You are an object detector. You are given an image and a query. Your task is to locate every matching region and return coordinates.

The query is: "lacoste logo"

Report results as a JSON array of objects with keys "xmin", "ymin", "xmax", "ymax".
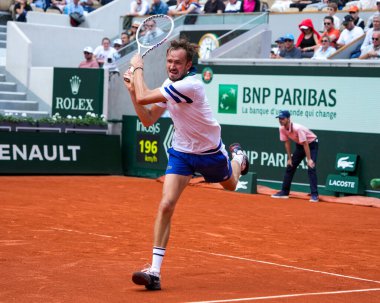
[
  {"xmin": 218, "ymin": 84, "xmax": 238, "ymax": 114},
  {"xmin": 236, "ymin": 180, "xmax": 248, "ymax": 191},
  {"xmin": 70, "ymin": 75, "xmax": 81, "ymax": 95},
  {"xmin": 337, "ymin": 156, "xmax": 354, "ymax": 169}
]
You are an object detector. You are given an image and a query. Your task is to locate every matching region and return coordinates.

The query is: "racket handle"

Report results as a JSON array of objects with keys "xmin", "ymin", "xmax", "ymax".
[{"xmin": 124, "ymin": 66, "xmax": 133, "ymax": 83}]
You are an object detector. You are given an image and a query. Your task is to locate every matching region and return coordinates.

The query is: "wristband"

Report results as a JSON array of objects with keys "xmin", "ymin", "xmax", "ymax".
[{"xmin": 132, "ymin": 66, "xmax": 144, "ymax": 74}]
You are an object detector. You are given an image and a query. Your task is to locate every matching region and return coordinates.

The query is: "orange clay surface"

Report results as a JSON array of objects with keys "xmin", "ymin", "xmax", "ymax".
[{"xmin": 0, "ymin": 176, "xmax": 379, "ymax": 303}]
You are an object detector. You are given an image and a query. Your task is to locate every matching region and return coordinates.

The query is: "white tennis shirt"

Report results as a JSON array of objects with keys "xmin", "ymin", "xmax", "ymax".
[{"xmin": 158, "ymin": 74, "xmax": 221, "ymax": 154}]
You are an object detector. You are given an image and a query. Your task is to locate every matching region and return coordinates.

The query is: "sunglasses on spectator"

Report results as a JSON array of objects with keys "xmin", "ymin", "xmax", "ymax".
[
  {"xmin": 349, "ymin": 11, "xmax": 356, "ymax": 14},
  {"xmin": 372, "ymin": 37, "xmax": 379, "ymax": 41},
  {"xmin": 324, "ymin": 22, "xmax": 332, "ymax": 25},
  {"xmin": 321, "ymin": 39, "xmax": 329, "ymax": 42},
  {"xmin": 84, "ymin": 52, "xmax": 91, "ymax": 55},
  {"xmin": 284, "ymin": 39, "xmax": 293, "ymax": 42},
  {"xmin": 131, "ymin": 26, "xmax": 138, "ymax": 29}
]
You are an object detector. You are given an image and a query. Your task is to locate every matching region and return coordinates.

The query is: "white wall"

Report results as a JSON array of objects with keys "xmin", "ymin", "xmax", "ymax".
[
  {"xmin": 6, "ymin": 22, "xmax": 31, "ymax": 87},
  {"xmin": 29, "ymin": 67, "xmax": 54, "ymax": 112}
]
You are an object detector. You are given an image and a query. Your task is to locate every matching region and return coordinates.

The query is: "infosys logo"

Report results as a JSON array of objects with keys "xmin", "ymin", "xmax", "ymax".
[{"xmin": 218, "ymin": 84, "xmax": 238, "ymax": 114}]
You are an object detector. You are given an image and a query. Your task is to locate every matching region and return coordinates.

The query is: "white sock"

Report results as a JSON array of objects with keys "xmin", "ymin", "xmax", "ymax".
[
  {"xmin": 152, "ymin": 246, "xmax": 166, "ymax": 273},
  {"xmin": 232, "ymin": 154, "xmax": 244, "ymax": 166}
]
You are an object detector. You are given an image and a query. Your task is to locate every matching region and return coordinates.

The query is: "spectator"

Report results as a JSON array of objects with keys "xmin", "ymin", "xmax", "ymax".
[
  {"xmin": 305, "ymin": 0, "xmax": 329, "ymax": 11},
  {"xmin": 225, "ymin": 0, "xmax": 242, "ymax": 12},
  {"xmin": 289, "ymin": 0, "xmax": 319, "ymax": 11},
  {"xmin": 128, "ymin": 21, "xmax": 140, "ymax": 43},
  {"xmin": 270, "ymin": 0, "xmax": 292, "ymax": 12},
  {"xmin": 271, "ymin": 110, "xmax": 319, "ymax": 203},
  {"xmin": 203, "ymin": 0, "xmax": 225, "ymax": 13},
  {"xmin": 141, "ymin": 19, "xmax": 165, "ymax": 44},
  {"xmin": 349, "ymin": 5, "xmax": 365, "ymax": 30},
  {"xmin": 365, "ymin": 0, "xmax": 380, "ymax": 31},
  {"xmin": 312, "ymin": 35, "xmax": 336, "ymax": 59},
  {"xmin": 93, "ymin": 37, "xmax": 117, "ymax": 67},
  {"xmin": 101, "ymin": 0, "xmax": 113, "ymax": 5},
  {"xmin": 323, "ymin": 3, "xmax": 340, "ymax": 30},
  {"xmin": 296, "ymin": 19, "xmax": 320, "ymax": 58},
  {"xmin": 320, "ymin": 16, "xmax": 340, "ymax": 48},
  {"xmin": 240, "ymin": 0, "xmax": 260, "ymax": 12},
  {"xmin": 63, "ymin": 0, "xmax": 84, "ymax": 15},
  {"xmin": 79, "ymin": 0, "xmax": 95, "ymax": 13},
  {"xmin": 359, "ymin": 30, "xmax": 380, "ymax": 59},
  {"xmin": 277, "ymin": 33, "xmax": 302, "ymax": 59},
  {"xmin": 270, "ymin": 36, "xmax": 284, "ymax": 58},
  {"xmin": 50, "ymin": 0, "xmax": 66, "ymax": 12},
  {"xmin": 14, "ymin": 0, "xmax": 32, "ymax": 22},
  {"xmin": 31, "ymin": 0, "xmax": 45, "ymax": 10},
  {"xmin": 168, "ymin": 0, "xmax": 202, "ymax": 16},
  {"xmin": 270, "ymin": 0, "xmax": 289, "ymax": 12},
  {"xmin": 361, "ymin": 13, "xmax": 380, "ymax": 52},
  {"xmin": 336, "ymin": 14, "xmax": 364, "ymax": 49},
  {"xmin": 149, "ymin": 0, "xmax": 169, "ymax": 15},
  {"xmin": 123, "ymin": 0, "xmax": 150, "ymax": 30},
  {"xmin": 130, "ymin": 0, "xmax": 150, "ymax": 15},
  {"xmin": 79, "ymin": 46, "xmax": 99, "ymax": 68},
  {"xmin": 121, "ymin": 31, "xmax": 130, "ymax": 46}
]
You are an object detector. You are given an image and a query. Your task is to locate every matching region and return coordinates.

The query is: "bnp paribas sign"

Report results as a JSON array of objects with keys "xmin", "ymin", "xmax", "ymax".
[{"xmin": 52, "ymin": 68, "xmax": 104, "ymax": 117}]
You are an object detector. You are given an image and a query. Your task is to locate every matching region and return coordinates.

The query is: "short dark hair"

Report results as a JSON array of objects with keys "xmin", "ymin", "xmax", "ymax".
[
  {"xmin": 167, "ymin": 39, "xmax": 198, "ymax": 63},
  {"xmin": 324, "ymin": 16, "xmax": 334, "ymax": 23}
]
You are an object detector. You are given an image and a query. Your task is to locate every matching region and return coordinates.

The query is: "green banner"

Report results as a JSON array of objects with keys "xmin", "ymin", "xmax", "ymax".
[
  {"xmin": 52, "ymin": 68, "xmax": 104, "ymax": 118},
  {"xmin": 122, "ymin": 116, "xmax": 171, "ymax": 178},
  {"xmin": 325, "ymin": 174, "xmax": 361, "ymax": 194},
  {"xmin": 0, "ymin": 132, "xmax": 121, "ymax": 174},
  {"xmin": 335, "ymin": 153, "xmax": 358, "ymax": 173},
  {"xmin": 121, "ymin": 116, "xmax": 380, "ymax": 197}
]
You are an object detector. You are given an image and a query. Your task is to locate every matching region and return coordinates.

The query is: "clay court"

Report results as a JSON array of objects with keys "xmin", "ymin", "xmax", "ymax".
[{"xmin": 1, "ymin": 176, "xmax": 379, "ymax": 303}]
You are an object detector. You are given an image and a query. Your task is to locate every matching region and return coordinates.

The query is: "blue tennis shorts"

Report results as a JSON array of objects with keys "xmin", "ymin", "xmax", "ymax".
[{"xmin": 166, "ymin": 147, "xmax": 232, "ymax": 183}]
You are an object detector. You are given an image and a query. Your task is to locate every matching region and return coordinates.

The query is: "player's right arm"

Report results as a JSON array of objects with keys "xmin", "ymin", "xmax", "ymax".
[{"xmin": 124, "ymin": 71, "xmax": 166, "ymax": 126}]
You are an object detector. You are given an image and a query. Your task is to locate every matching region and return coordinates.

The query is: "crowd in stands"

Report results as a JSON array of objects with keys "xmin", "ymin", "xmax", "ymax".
[
  {"xmin": 271, "ymin": 1, "xmax": 380, "ymax": 59},
  {"xmin": 8, "ymin": 0, "xmax": 115, "ymax": 24}
]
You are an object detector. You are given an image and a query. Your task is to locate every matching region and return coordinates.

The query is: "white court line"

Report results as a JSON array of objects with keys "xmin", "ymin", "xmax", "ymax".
[
  {"xmin": 185, "ymin": 288, "xmax": 380, "ymax": 303},
  {"xmin": 182, "ymin": 248, "xmax": 380, "ymax": 284},
  {"xmin": 51, "ymin": 227, "xmax": 117, "ymax": 239}
]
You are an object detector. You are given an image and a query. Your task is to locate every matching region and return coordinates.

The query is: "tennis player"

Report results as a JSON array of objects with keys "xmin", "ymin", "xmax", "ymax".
[{"xmin": 124, "ymin": 39, "xmax": 249, "ymax": 291}]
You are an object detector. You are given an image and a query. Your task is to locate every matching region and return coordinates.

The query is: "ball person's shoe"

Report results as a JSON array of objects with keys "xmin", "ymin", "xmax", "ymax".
[
  {"xmin": 271, "ymin": 191, "xmax": 289, "ymax": 199},
  {"xmin": 132, "ymin": 266, "xmax": 161, "ymax": 291},
  {"xmin": 309, "ymin": 194, "xmax": 319, "ymax": 203},
  {"xmin": 229, "ymin": 143, "xmax": 249, "ymax": 175}
]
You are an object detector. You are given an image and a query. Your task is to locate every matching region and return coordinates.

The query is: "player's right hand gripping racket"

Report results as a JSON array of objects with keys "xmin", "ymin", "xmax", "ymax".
[{"xmin": 124, "ymin": 14, "xmax": 174, "ymax": 83}]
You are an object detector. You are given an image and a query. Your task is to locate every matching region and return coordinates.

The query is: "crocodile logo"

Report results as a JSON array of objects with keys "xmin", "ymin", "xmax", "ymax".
[{"xmin": 337, "ymin": 156, "xmax": 354, "ymax": 169}]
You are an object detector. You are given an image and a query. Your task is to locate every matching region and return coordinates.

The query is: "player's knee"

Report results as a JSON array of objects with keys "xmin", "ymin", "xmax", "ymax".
[{"xmin": 158, "ymin": 199, "xmax": 176, "ymax": 215}]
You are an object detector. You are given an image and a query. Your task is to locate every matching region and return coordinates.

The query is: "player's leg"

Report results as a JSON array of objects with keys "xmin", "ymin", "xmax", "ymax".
[
  {"xmin": 132, "ymin": 174, "xmax": 191, "ymax": 290},
  {"xmin": 132, "ymin": 148, "xmax": 193, "ymax": 290},
  {"xmin": 220, "ymin": 143, "xmax": 249, "ymax": 191}
]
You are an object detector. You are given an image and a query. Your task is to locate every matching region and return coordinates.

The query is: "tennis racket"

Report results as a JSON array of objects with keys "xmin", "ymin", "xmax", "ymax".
[{"xmin": 124, "ymin": 14, "xmax": 174, "ymax": 82}]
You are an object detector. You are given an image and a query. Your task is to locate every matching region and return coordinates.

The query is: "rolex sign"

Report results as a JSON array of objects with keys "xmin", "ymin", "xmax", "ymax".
[{"xmin": 52, "ymin": 68, "xmax": 104, "ymax": 118}]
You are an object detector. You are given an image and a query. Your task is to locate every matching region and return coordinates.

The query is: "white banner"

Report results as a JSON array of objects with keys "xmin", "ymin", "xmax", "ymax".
[{"xmin": 202, "ymin": 73, "xmax": 379, "ymax": 134}]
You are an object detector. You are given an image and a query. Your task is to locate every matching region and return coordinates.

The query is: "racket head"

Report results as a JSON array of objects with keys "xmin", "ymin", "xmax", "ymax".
[{"xmin": 136, "ymin": 14, "xmax": 174, "ymax": 57}]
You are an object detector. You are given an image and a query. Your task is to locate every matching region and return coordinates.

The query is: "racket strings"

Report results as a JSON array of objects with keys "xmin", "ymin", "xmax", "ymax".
[{"xmin": 138, "ymin": 18, "xmax": 172, "ymax": 48}]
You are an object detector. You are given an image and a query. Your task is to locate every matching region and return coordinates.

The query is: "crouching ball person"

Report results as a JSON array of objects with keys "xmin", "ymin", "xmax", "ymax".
[
  {"xmin": 271, "ymin": 110, "xmax": 319, "ymax": 202},
  {"xmin": 123, "ymin": 39, "xmax": 249, "ymax": 291}
]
